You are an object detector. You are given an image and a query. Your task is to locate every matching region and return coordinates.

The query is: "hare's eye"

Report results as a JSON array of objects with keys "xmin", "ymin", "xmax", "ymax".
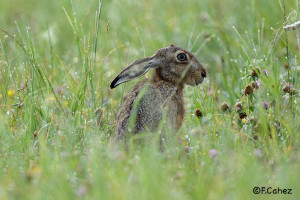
[{"xmin": 177, "ymin": 53, "xmax": 187, "ymax": 61}]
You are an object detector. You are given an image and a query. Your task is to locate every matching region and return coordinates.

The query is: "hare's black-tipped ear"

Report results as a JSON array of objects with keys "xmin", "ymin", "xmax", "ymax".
[{"xmin": 110, "ymin": 56, "xmax": 158, "ymax": 89}]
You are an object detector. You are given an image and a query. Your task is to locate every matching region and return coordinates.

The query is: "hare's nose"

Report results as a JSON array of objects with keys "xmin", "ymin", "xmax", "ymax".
[{"xmin": 201, "ymin": 69, "xmax": 207, "ymax": 78}]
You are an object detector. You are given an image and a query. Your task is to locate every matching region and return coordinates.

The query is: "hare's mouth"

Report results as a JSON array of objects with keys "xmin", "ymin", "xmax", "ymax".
[
  {"xmin": 188, "ymin": 77, "xmax": 204, "ymax": 86},
  {"xmin": 195, "ymin": 77, "xmax": 205, "ymax": 85}
]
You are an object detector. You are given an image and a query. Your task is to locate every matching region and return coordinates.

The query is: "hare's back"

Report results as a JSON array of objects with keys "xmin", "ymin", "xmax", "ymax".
[{"xmin": 114, "ymin": 79, "xmax": 149, "ymax": 138}]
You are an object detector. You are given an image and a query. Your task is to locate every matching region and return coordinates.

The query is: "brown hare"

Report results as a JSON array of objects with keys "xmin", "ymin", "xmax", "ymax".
[{"xmin": 110, "ymin": 45, "xmax": 207, "ymax": 143}]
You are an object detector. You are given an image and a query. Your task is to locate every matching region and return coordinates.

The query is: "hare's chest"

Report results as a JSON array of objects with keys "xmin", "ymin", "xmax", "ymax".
[
  {"xmin": 156, "ymin": 87, "xmax": 185, "ymax": 131},
  {"xmin": 166, "ymin": 95, "xmax": 185, "ymax": 131},
  {"xmin": 135, "ymin": 86, "xmax": 185, "ymax": 132}
]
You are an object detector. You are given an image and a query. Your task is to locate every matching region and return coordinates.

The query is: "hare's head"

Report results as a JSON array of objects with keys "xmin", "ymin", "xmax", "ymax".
[{"xmin": 110, "ymin": 45, "xmax": 206, "ymax": 89}]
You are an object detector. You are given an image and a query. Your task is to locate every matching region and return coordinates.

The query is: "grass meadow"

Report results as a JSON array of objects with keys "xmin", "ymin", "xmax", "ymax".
[{"xmin": 0, "ymin": 0, "xmax": 300, "ymax": 199}]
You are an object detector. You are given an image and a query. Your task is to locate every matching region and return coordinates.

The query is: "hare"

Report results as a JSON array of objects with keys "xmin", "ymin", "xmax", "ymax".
[{"xmin": 110, "ymin": 45, "xmax": 207, "ymax": 143}]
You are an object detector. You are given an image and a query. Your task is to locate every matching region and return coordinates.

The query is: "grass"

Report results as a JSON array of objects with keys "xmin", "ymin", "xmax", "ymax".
[{"xmin": 0, "ymin": 0, "xmax": 300, "ymax": 199}]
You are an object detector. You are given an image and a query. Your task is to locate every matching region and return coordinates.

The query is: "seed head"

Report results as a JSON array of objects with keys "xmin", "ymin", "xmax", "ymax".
[
  {"xmin": 283, "ymin": 83, "xmax": 296, "ymax": 95},
  {"xmin": 195, "ymin": 108, "xmax": 203, "ymax": 118},
  {"xmin": 284, "ymin": 64, "xmax": 289, "ymax": 70},
  {"xmin": 34, "ymin": 131, "xmax": 38, "ymax": 138},
  {"xmin": 221, "ymin": 103, "xmax": 230, "ymax": 112},
  {"xmin": 244, "ymin": 84, "xmax": 254, "ymax": 95},
  {"xmin": 239, "ymin": 111, "xmax": 247, "ymax": 119},
  {"xmin": 235, "ymin": 102, "xmax": 244, "ymax": 112},
  {"xmin": 251, "ymin": 68, "xmax": 260, "ymax": 77},
  {"xmin": 251, "ymin": 81, "xmax": 259, "ymax": 89}
]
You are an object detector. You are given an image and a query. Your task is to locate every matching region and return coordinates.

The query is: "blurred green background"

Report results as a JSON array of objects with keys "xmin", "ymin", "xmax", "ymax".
[{"xmin": 0, "ymin": 0, "xmax": 299, "ymax": 199}]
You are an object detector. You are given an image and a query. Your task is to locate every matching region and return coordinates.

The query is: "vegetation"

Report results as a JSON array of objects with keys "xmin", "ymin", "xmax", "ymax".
[{"xmin": 0, "ymin": 0, "xmax": 299, "ymax": 199}]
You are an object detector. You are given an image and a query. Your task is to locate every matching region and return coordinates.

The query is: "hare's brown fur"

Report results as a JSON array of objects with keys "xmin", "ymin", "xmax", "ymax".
[{"xmin": 110, "ymin": 45, "xmax": 206, "ymax": 143}]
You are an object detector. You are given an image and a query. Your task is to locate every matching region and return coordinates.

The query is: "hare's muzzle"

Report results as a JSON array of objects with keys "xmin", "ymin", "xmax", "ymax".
[
  {"xmin": 201, "ymin": 68, "xmax": 207, "ymax": 78},
  {"xmin": 194, "ymin": 67, "xmax": 207, "ymax": 85}
]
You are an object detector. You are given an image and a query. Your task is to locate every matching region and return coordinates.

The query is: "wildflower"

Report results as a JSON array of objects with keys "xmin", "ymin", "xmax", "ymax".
[
  {"xmin": 34, "ymin": 131, "xmax": 38, "ymax": 138},
  {"xmin": 20, "ymin": 83, "xmax": 25, "ymax": 90},
  {"xmin": 235, "ymin": 102, "xmax": 244, "ymax": 112},
  {"xmin": 241, "ymin": 118, "xmax": 246, "ymax": 123},
  {"xmin": 251, "ymin": 81, "xmax": 259, "ymax": 89},
  {"xmin": 64, "ymin": 101, "xmax": 68, "ymax": 106},
  {"xmin": 263, "ymin": 102, "xmax": 269, "ymax": 110},
  {"xmin": 7, "ymin": 89, "xmax": 15, "ymax": 98},
  {"xmin": 284, "ymin": 64, "xmax": 289, "ymax": 70},
  {"xmin": 183, "ymin": 146, "xmax": 191, "ymax": 153},
  {"xmin": 209, "ymin": 149, "xmax": 220, "ymax": 159},
  {"xmin": 251, "ymin": 68, "xmax": 260, "ymax": 78},
  {"xmin": 221, "ymin": 103, "xmax": 230, "ymax": 112},
  {"xmin": 32, "ymin": 166, "xmax": 41, "ymax": 174},
  {"xmin": 195, "ymin": 108, "xmax": 203, "ymax": 118},
  {"xmin": 26, "ymin": 165, "xmax": 41, "ymax": 181},
  {"xmin": 76, "ymin": 185, "xmax": 88, "ymax": 198},
  {"xmin": 253, "ymin": 149, "xmax": 262, "ymax": 157},
  {"xmin": 283, "ymin": 83, "xmax": 296, "ymax": 95},
  {"xmin": 244, "ymin": 84, "xmax": 254, "ymax": 95},
  {"xmin": 239, "ymin": 111, "xmax": 247, "ymax": 119},
  {"xmin": 263, "ymin": 70, "xmax": 269, "ymax": 76}
]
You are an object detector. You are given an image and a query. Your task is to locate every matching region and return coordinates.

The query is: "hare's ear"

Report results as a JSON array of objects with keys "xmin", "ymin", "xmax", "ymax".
[{"xmin": 110, "ymin": 56, "xmax": 158, "ymax": 89}]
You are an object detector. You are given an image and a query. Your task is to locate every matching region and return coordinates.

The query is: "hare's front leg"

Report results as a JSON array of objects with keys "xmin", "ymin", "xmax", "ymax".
[
  {"xmin": 166, "ymin": 94, "xmax": 185, "ymax": 132},
  {"xmin": 133, "ymin": 89, "xmax": 164, "ymax": 133}
]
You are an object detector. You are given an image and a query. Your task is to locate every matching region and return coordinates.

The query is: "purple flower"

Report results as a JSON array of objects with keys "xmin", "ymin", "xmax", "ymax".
[
  {"xmin": 251, "ymin": 81, "xmax": 260, "ymax": 89},
  {"xmin": 255, "ymin": 81, "xmax": 261, "ymax": 88},
  {"xmin": 184, "ymin": 146, "xmax": 191, "ymax": 153},
  {"xmin": 76, "ymin": 186, "xmax": 87, "ymax": 197},
  {"xmin": 253, "ymin": 149, "xmax": 262, "ymax": 157},
  {"xmin": 263, "ymin": 70, "xmax": 268, "ymax": 76},
  {"xmin": 285, "ymin": 82, "xmax": 293, "ymax": 88},
  {"xmin": 283, "ymin": 82, "xmax": 295, "ymax": 95},
  {"xmin": 263, "ymin": 102, "xmax": 269, "ymax": 110},
  {"xmin": 55, "ymin": 87, "xmax": 63, "ymax": 95},
  {"xmin": 209, "ymin": 149, "xmax": 220, "ymax": 159},
  {"xmin": 20, "ymin": 83, "xmax": 25, "ymax": 90}
]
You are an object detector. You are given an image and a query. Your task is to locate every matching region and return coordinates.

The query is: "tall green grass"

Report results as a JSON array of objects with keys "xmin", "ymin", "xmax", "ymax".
[{"xmin": 0, "ymin": 0, "xmax": 299, "ymax": 199}]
